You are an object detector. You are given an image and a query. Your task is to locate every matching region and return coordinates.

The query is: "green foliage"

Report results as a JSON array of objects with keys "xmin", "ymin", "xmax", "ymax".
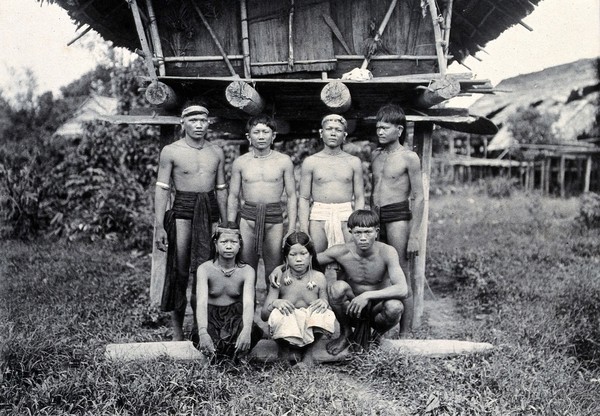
[
  {"xmin": 576, "ymin": 192, "xmax": 600, "ymax": 228},
  {"xmin": 506, "ymin": 106, "xmax": 557, "ymax": 145},
  {"xmin": 485, "ymin": 176, "xmax": 519, "ymax": 198}
]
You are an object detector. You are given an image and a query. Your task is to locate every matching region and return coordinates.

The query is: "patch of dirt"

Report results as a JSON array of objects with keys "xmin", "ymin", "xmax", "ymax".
[{"xmin": 423, "ymin": 295, "xmax": 462, "ymax": 338}]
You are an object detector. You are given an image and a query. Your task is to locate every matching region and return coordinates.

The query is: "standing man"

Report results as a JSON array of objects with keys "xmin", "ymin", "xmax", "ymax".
[
  {"xmin": 298, "ymin": 114, "xmax": 365, "ymax": 253},
  {"xmin": 154, "ymin": 104, "xmax": 228, "ymax": 342},
  {"xmin": 227, "ymin": 114, "xmax": 297, "ymax": 287},
  {"xmin": 371, "ymin": 104, "xmax": 424, "ymax": 336}
]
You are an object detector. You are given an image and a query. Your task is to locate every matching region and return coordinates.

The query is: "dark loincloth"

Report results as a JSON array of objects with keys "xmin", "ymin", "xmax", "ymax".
[
  {"xmin": 348, "ymin": 301, "xmax": 377, "ymax": 350},
  {"xmin": 374, "ymin": 200, "xmax": 411, "ymax": 243},
  {"xmin": 207, "ymin": 302, "xmax": 263, "ymax": 358},
  {"xmin": 240, "ymin": 201, "xmax": 283, "ymax": 255},
  {"xmin": 161, "ymin": 191, "xmax": 219, "ymax": 312}
]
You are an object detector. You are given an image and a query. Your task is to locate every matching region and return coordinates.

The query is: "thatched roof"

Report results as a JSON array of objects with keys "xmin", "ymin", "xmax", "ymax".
[
  {"xmin": 54, "ymin": 94, "xmax": 118, "ymax": 138},
  {"xmin": 40, "ymin": 0, "xmax": 542, "ymax": 64},
  {"xmin": 469, "ymin": 58, "xmax": 600, "ymax": 150}
]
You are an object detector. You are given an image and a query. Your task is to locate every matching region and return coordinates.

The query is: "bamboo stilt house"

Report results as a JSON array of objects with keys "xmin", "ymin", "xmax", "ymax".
[{"xmin": 41, "ymin": 0, "xmax": 542, "ymax": 136}]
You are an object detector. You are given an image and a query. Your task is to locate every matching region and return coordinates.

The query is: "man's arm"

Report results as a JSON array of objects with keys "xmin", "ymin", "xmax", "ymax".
[
  {"xmin": 215, "ymin": 147, "xmax": 228, "ymax": 223},
  {"xmin": 298, "ymin": 160, "xmax": 313, "ymax": 233},
  {"xmin": 227, "ymin": 159, "xmax": 242, "ymax": 223},
  {"xmin": 154, "ymin": 146, "xmax": 173, "ymax": 251},
  {"xmin": 283, "ymin": 157, "xmax": 298, "ymax": 235},
  {"xmin": 406, "ymin": 152, "xmax": 424, "ymax": 259},
  {"xmin": 351, "ymin": 157, "xmax": 365, "ymax": 210},
  {"xmin": 316, "ymin": 245, "xmax": 343, "ymax": 268},
  {"xmin": 366, "ymin": 245, "xmax": 409, "ymax": 300}
]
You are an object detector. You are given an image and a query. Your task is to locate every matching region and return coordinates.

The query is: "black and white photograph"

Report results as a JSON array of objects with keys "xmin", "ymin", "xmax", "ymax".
[{"xmin": 1, "ymin": 0, "xmax": 599, "ymax": 414}]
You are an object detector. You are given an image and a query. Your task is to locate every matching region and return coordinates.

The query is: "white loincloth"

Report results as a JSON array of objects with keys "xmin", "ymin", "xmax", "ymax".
[
  {"xmin": 309, "ymin": 201, "xmax": 353, "ymax": 248},
  {"xmin": 268, "ymin": 307, "xmax": 336, "ymax": 347}
]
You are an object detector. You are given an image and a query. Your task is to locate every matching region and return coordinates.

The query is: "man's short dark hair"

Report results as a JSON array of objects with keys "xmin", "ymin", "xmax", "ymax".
[
  {"xmin": 246, "ymin": 114, "xmax": 277, "ymax": 134},
  {"xmin": 347, "ymin": 210, "xmax": 380, "ymax": 229},
  {"xmin": 376, "ymin": 104, "xmax": 407, "ymax": 145}
]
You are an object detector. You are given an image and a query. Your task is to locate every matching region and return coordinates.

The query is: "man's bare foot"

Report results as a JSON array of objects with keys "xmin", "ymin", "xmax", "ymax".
[
  {"xmin": 172, "ymin": 327, "xmax": 184, "ymax": 341},
  {"xmin": 326, "ymin": 336, "xmax": 350, "ymax": 355}
]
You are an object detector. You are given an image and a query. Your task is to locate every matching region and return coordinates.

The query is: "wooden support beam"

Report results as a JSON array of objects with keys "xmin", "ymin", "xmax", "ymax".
[
  {"xmin": 145, "ymin": 81, "xmax": 179, "ymax": 109},
  {"xmin": 127, "ymin": 0, "xmax": 158, "ymax": 80},
  {"xmin": 67, "ymin": 24, "xmax": 92, "ymax": 46},
  {"xmin": 320, "ymin": 81, "xmax": 352, "ymax": 113},
  {"xmin": 442, "ymin": 0, "xmax": 454, "ymax": 56},
  {"xmin": 415, "ymin": 78, "xmax": 461, "ymax": 108},
  {"xmin": 411, "ymin": 122, "xmax": 433, "ymax": 330},
  {"xmin": 361, "ymin": 0, "xmax": 398, "ymax": 70},
  {"xmin": 225, "ymin": 81, "xmax": 265, "ymax": 115},
  {"xmin": 240, "ymin": 0, "xmax": 251, "ymax": 78},
  {"xmin": 322, "ymin": 14, "xmax": 353, "ymax": 54}
]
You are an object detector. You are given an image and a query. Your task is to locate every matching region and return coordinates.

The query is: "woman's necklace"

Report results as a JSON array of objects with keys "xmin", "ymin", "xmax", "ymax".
[
  {"xmin": 216, "ymin": 261, "xmax": 236, "ymax": 277},
  {"xmin": 252, "ymin": 149, "xmax": 273, "ymax": 159}
]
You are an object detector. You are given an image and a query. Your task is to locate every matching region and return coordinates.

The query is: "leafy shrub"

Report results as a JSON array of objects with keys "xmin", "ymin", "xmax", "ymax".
[
  {"xmin": 556, "ymin": 272, "xmax": 600, "ymax": 370},
  {"xmin": 485, "ymin": 176, "xmax": 519, "ymax": 198},
  {"xmin": 576, "ymin": 192, "xmax": 600, "ymax": 228},
  {"xmin": 451, "ymin": 253, "xmax": 504, "ymax": 312}
]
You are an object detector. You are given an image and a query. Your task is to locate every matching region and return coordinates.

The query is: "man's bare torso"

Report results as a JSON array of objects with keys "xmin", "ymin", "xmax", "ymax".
[
  {"xmin": 306, "ymin": 152, "xmax": 356, "ymax": 203},
  {"xmin": 168, "ymin": 140, "xmax": 221, "ymax": 192},
  {"xmin": 237, "ymin": 152, "xmax": 287, "ymax": 203},
  {"xmin": 333, "ymin": 243, "xmax": 390, "ymax": 295},
  {"xmin": 371, "ymin": 149, "xmax": 412, "ymax": 206}
]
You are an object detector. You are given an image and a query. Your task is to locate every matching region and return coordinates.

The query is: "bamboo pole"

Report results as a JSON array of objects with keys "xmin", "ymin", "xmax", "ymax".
[
  {"xmin": 240, "ymin": 0, "xmax": 251, "ymax": 78},
  {"xmin": 189, "ymin": 0, "xmax": 238, "ymax": 77},
  {"xmin": 361, "ymin": 0, "xmax": 398, "ymax": 70},
  {"xmin": 426, "ymin": 0, "xmax": 447, "ymax": 76},
  {"xmin": 128, "ymin": 0, "xmax": 158, "ymax": 81},
  {"xmin": 323, "ymin": 14, "xmax": 353, "ymax": 54},
  {"xmin": 145, "ymin": 0, "xmax": 165, "ymax": 76},
  {"xmin": 584, "ymin": 155, "xmax": 592, "ymax": 192},
  {"xmin": 412, "ymin": 122, "xmax": 433, "ymax": 330},
  {"xmin": 67, "ymin": 24, "xmax": 92, "ymax": 46},
  {"xmin": 442, "ymin": 0, "xmax": 453, "ymax": 56},
  {"xmin": 288, "ymin": 0, "xmax": 295, "ymax": 70}
]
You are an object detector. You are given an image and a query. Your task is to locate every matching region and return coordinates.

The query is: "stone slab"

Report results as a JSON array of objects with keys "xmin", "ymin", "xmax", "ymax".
[
  {"xmin": 380, "ymin": 339, "xmax": 494, "ymax": 356},
  {"xmin": 105, "ymin": 341, "xmax": 206, "ymax": 362}
]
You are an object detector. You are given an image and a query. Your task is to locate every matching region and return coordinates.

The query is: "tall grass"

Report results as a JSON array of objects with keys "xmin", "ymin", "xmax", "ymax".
[{"xmin": 1, "ymin": 193, "xmax": 599, "ymax": 415}]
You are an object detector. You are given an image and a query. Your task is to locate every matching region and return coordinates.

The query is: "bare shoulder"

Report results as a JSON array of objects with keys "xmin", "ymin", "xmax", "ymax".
[
  {"xmin": 301, "ymin": 154, "xmax": 317, "ymax": 169},
  {"xmin": 376, "ymin": 242, "xmax": 399, "ymax": 260},
  {"xmin": 232, "ymin": 152, "xmax": 252, "ymax": 166},
  {"xmin": 347, "ymin": 153, "xmax": 363, "ymax": 167},
  {"xmin": 371, "ymin": 147, "xmax": 383, "ymax": 161},
  {"xmin": 207, "ymin": 143, "xmax": 225, "ymax": 158},
  {"xmin": 238, "ymin": 263, "xmax": 256, "ymax": 278},
  {"xmin": 273, "ymin": 150, "xmax": 293, "ymax": 165},
  {"xmin": 311, "ymin": 270, "xmax": 326, "ymax": 284},
  {"xmin": 197, "ymin": 260, "xmax": 213, "ymax": 274}
]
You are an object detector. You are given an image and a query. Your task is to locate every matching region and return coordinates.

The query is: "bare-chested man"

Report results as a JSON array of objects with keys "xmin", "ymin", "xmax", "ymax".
[
  {"xmin": 371, "ymin": 104, "xmax": 424, "ymax": 336},
  {"xmin": 271, "ymin": 210, "xmax": 408, "ymax": 355},
  {"xmin": 154, "ymin": 104, "xmax": 227, "ymax": 342},
  {"xmin": 298, "ymin": 114, "xmax": 365, "ymax": 253},
  {"xmin": 227, "ymin": 114, "xmax": 297, "ymax": 287}
]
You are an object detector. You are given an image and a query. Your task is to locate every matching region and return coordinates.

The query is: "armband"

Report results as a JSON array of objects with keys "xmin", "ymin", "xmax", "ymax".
[
  {"xmin": 215, "ymin": 183, "xmax": 227, "ymax": 190},
  {"xmin": 156, "ymin": 181, "xmax": 170, "ymax": 190},
  {"xmin": 299, "ymin": 195, "xmax": 310, "ymax": 200}
]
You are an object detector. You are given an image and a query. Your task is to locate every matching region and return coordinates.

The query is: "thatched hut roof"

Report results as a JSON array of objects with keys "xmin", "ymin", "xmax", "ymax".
[
  {"xmin": 40, "ymin": 0, "xmax": 542, "ymax": 64},
  {"xmin": 469, "ymin": 58, "xmax": 600, "ymax": 150}
]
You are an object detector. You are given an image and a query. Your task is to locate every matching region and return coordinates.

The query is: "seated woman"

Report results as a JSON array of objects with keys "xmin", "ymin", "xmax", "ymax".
[
  {"xmin": 261, "ymin": 231, "xmax": 336, "ymax": 365},
  {"xmin": 195, "ymin": 222, "xmax": 263, "ymax": 360}
]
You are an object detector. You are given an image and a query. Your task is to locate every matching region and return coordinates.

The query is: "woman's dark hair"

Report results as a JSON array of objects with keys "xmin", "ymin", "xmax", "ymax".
[
  {"xmin": 376, "ymin": 103, "xmax": 407, "ymax": 145},
  {"xmin": 282, "ymin": 231, "xmax": 322, "ymax": 272},
  {"xmin": 210, "ymin": 222, "xmax": 244, "ymax": 265}
]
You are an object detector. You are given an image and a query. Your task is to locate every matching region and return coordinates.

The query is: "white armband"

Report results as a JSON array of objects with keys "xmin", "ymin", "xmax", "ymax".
[
  {"xmin": 156, "ymin": 181, "xmax": 170, "ymax": 190},
  {"xmin": 215, "ymin": 183, "xmax": 228, "ymax": 190}
]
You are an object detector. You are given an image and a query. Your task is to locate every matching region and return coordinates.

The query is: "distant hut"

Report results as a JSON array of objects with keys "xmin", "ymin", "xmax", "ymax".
[
  {"xmin": 42, "ymin": 0, "xmax": 543, "ymax": 329},
  {"xmin": 54, "ymin": 95, "xmax": 118, "ymax": 139}
]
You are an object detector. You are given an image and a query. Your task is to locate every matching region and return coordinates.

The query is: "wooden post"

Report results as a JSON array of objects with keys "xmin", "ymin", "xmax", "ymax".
[
  {"xmin": 320, "ymin": 81, "xmax": 352, "ymax": 113},
  {"xmin": 442, "ymin": 0, "xmax": 454, "ymax": 56},
  {"xmin": 544, "ymin": 158, "xmax": 551, "ymax": 195},
  {"xmin": 483, "ymin": 137, "xmax": 488, "ymax": 158},
  {"xmin": 584, "ymin": 155, "xmax": 592, "ymax": 192},
  {"xmin": 540, "ymin": 160, "xmax": 546, "ymax": 194},
  {"xmin": 412, "ymin": 122, "xmax": 433, "ymax": 330},
  {"xmin": 361, "ymin": 0, "xmax": 398, "ymax": 70},
  {"xmin": 128, "ymin": 0, "xmax": 158, "ymax": 81},
  {"xmin": 559, "ymin": 155, "xmax": 566, "ymax": 198},
  {"xmin": 145, "ymin": 0, "xmax": 165, "ymax": 76},
  {"xmin": 240, "ymin": 0, "xmax": 251, "ymax": 78}
]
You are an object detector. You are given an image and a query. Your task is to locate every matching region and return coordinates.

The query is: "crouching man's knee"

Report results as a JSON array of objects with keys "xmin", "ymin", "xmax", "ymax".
[
  {"xmin": 382, "ymin": 299, "xmax": 404, "ymax": 322},
  {"xmin": 328, "ymin": 280, "xmax": 352, "ymax": 303}
]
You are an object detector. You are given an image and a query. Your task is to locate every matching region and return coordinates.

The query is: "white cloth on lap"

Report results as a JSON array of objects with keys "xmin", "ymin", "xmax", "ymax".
[{"xmin": 268, "ymin": 307, "xmax": 336, "ymax": 347}]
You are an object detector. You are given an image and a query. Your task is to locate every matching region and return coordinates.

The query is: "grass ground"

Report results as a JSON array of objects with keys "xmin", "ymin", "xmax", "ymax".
[{"xmin": 1, "ymin": 191, "xmax": 599, "ymax": 415}]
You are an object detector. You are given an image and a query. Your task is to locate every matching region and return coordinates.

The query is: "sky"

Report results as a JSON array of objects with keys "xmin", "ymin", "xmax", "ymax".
[{"xmin": 0, "ymin": 0, "xmax": 599, "ymax": 102}]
